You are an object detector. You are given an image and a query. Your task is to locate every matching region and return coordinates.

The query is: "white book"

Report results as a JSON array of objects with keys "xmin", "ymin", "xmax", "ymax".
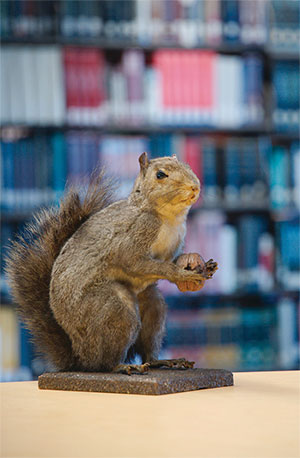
[
  {"xmin": 135, "ymin": 0, "xmax": 151, "ymax": 44},
  {"xmin": 145, "ymin": 68, "xmax": 161, "ymax": 125},
  {"xmin": 35, "ymin": 46, "xmax": 54, "ymax": 125},
  {"xmin": 110, "ymin": 70, "xmax": 127, "ymax": 125},
  {"xmin": 277, "ymin": 298, "xmax": 299, "ymax": 369},
  {"xmin": 0, "ymin": 48, "xmax": 12, "ymax": 124},
  {"xmin": 48, "ymin": 47, "xmax": 65, "ymax": 126},
  {"xmin": 220, "ymin": 56, "xmax": 244, "ymax": 128},
  {"xmin": 7, "ymin": 47, "xmax": 26, "ymax": 123},
  {"xmin": 219, "ymin": 225, "xmax": 238, "ymax": 294},
  {"xmin": 214, "ymin": 55, "xmax": 227, "ymax": 127},
  {"xmin": 19, "ymin": 47, "xmax": 40, "ymax": 125}
]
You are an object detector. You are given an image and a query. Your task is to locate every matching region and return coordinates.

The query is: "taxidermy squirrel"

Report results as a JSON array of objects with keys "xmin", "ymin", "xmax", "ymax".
[{"xmin": 5, "ymin": 153, "xmax": 217, "ymax": 375}]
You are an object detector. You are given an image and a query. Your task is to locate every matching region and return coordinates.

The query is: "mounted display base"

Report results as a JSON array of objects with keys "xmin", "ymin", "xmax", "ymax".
[{"xmin": 38, "ymin": 368, "xmax": 234, "ymax": 395}]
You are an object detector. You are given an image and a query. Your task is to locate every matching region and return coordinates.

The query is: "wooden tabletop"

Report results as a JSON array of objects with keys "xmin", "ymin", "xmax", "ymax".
[{"xmin": 1, "ymin": 371, "xmax": 299, "ymax": 458}]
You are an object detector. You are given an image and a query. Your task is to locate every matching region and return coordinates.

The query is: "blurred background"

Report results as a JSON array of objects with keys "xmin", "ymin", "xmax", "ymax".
[{"xmin": 0, "ymin": 0, "xmax": 299, "ymax": 381}]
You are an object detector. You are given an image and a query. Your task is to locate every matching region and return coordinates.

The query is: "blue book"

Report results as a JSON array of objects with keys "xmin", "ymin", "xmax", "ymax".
[
  {"xmin": 1, "ymin": 222, "xmax": 13, "ymax": 275},
  {"xmin": 257, "ymin": 136, "xmax": 272, "ymax": 204},
  {"xmin": 19, "ymin": 323, "xmax": 34, "ymax": 375},
  {"xmin": 33, "ymin": 135, "xmax": 50, "ymax": 208},
  {"xmin": 0, "ymin": 0, "xmax": 10, "ymax": 39},
  {"xmin": 25, "ymin": 138, "xmax": 36, "ymax": 210},
  {"xmin": 13, "ymin": 141, "xmax": 23, "ymax": 212},
  {"xmin": 272, "ymin": 61, "xmax": 300, "ymax": 131},
  {"xmin": 149, "ymin": 135, "xmax": 159, "ymax": 159},
  {"xmin": 243, "ymin": 55, "xmax": 263, "ymax": 125},
  {"xmin": 277, "ymin": 220, "xmax": 300, "ymax": 290},
  {"xmin": 51, "ymin": 132, "xmax": 67, "ymax": 203},
  {"xmin": 240, "ymin": 138, "xmax": 257, "ymax": 203},
  {"xmin": 66, "ymin": 131, "xmax": 82, "ymax": 186},
  {"xmin": 202, "ymin": 138, "xmax": 219, "ymax": 204},
  {"xmin": 270, "ymin": 0, "xmax": 300, "ymax": 51},
  {"xmin": 269, "ymin": 145, "xmax": 289, "ymax": 209},
  {"xmin": 149, "ymin": 134, "xmax": 172, "ymax": 159},
  {"xmin": 224, "ymin": 138, "xmax": 241, "ymax": 205},
  {"xmin": 238, "ymin": 215, "xmax": 267, "ymax": 291},
  {"xmin": 291, "ymin": 142, "xmax": 300, "ymax": 209},
  {"xmin": 1, "ymin": 140, "xmax": 15, "ymax": 212},
  {"xmin": 221, "ymin": 0, "xmax": 240, "ymax": 42},
  {"xmin": 80, "ymin": 133, "xmax": 100, "ymax": 179}
]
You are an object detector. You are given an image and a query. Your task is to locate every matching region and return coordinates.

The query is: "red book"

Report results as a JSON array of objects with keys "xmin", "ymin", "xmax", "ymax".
[
  {"xmin": 63, "ymin": 48, "xmax": 81, "ymax": 109},
  {"xmin": 77, "ymin": 49, "xmax": 106, "ymax": 124},
  {"xmin": 152, "ymin": 50, "xmax": 216, "ymax": 124},
  {"xmin": 184, "ymin": 136, "xmax": 203, "ymax": 206},
  {"xmin": 63, "ymin": 47, "xmax": 81, "ymax": 123}
]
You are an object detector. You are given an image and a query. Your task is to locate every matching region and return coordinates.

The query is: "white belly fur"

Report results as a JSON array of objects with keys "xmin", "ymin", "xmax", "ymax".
[{"xmin": 150, "ymin": 218, "xmax": 186, "ymax": 261}]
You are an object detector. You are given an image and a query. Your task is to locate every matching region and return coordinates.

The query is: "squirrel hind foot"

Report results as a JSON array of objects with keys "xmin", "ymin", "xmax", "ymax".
[
  {"xmin": 113, "ymin": 363, "xmax": 150, "ymax": 375},
  {"xmin": 146, "ymin": 358, "xmax": 195, "ymax": 370}
]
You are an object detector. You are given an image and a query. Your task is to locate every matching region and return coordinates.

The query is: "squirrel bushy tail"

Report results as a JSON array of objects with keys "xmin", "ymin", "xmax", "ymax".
[{"xmin": 5, "ymin": 171, "xmax": 114, "ymax": 371}]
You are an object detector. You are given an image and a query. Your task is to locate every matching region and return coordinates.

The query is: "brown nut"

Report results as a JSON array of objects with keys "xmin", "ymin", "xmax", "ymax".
[
  {"xmin": 175, "ymin": 253, "xmax": 206, "ymax": 292},
  {"xmin": 176, "ymin": 253, "xmax": 206, "ymax": 273},
  {"xmin": 176, "ymin": 278, "xmax": 205, "ymax": 292}
]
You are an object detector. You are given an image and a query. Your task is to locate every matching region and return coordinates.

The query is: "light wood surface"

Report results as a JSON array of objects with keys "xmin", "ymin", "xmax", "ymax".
[{"xmin": 1, "ymin": 371, "xmax": 299, "ymax": 458}]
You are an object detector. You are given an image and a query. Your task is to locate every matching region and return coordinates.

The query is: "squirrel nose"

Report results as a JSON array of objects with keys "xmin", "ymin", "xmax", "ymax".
[{"xmin": 191, "ymin": 185, "xmax": 200, "ymax": 193}]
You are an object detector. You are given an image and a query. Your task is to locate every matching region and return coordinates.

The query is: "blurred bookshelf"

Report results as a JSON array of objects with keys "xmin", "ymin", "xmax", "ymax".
[{"xmin": 1, "ymin": 0, "xmax": 299, "ymax": 381}]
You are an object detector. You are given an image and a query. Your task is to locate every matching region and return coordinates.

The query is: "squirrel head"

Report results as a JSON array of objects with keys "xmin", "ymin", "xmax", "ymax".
[{"xmin": 130, "ymin": 152, "xmax": 200, "ymax": 221}]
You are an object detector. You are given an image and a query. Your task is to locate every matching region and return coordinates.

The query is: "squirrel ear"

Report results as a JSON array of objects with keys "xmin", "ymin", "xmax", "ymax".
[{"xmin": 139, "ymin": 152, "xmax": 149, "ymax": 176}]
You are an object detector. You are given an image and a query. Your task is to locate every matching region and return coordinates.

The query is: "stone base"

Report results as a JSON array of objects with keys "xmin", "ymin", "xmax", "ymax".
[{"xmin": 38, "ymin": 368, "xmax": 234, "ymax": 395}]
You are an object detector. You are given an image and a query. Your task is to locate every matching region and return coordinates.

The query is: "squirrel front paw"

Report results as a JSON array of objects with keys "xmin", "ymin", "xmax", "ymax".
[
  {"xmin": 174, "ymin": 253, "xmax": 218, "ymax": 292},
  {"xmin": 204, "ymin": 259, "xmax": 218, "ymax": 278}
]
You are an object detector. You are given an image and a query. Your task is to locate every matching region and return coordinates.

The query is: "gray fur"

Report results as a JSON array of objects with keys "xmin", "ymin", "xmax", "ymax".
[{"xmin": 5, "ymin": 154, "xmax": 202, "ymax": 371}]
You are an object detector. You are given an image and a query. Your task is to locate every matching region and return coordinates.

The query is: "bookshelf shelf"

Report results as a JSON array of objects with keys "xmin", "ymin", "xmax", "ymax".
[
  {"xmin": 2, "ymin": 39, "xmax": 299, "ymax": 61},
  {"xmin": 167, "ymin": 290, "xmax": 300, "ymax": 306},
  {"xmin": 1, "ymin": 124, "xmax": 299, "ymax": 141}
]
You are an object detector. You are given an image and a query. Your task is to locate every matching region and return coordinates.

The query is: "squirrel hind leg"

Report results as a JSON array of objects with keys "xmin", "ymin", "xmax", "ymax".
[
  {"xmin": 131, "ymin": 284, "xmax": 167, "ymax": 364},
  {"xmin": 52, "ymin": 283, "xmax": 141, "ymax": 372}
]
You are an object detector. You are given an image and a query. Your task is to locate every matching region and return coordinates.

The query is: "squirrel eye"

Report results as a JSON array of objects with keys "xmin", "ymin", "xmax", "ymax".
[{"xmin": 156, "ymin": 170, "xmax": 168, "ymax": 179}]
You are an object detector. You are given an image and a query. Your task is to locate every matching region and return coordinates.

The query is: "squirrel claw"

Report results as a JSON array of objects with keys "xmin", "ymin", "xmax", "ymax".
[
  {"xmin": 114, "ymin": 363, "xmax": 150, "ymax": 375},
  {"xmin": 203, "ymin": 259, "xmax": 218, "ymax": 279}
]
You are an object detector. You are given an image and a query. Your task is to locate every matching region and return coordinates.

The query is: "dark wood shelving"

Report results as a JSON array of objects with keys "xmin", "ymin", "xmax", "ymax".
[
  {"xmin": 166, "ymin": 289, "xmax": 300, "ymax": 305},
  {"xmin": 2, "ymin": 38, "xmax": 299, "ymax": 60},
  {"xmin": 1, "ymin": 124, "xmax": 299, "ymax": 140}
]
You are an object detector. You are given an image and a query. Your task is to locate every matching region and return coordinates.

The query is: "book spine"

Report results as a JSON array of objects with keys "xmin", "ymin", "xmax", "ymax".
[
  {"xmin": 222, "ymin": 0, "xmax": 240, "ymax": 43},
  {"xmin": 291, "ymin": 142, "xmax": 300, "ymax": 209},
  {"xmin": 223, "ymin": 138, "xmax": 241, "ymax": 205},
  {"xmin": 269, "ymin": 146, "xmax": 289, "ymax": 209},
  {"xmin": 277, "ymin": 298, "xmax": 299, "ymax": 369}
]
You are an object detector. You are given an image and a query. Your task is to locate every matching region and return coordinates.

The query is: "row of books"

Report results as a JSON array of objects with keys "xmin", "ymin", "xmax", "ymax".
[
  {"xmin": 1, "ymin": 46, "xmax": 269, "ymax": 128},
  {"xmin": 276, "ymin": 220, "xmax": 300, "ymax": 293},
  {"xmin": 1, "ymin": 0, "xmax": 299, "ymax": 51},
  {"xmin": 1, "ymin": 297, "xmax": 298, "ymax": 381},
  {"xmin": 272, "ymin": 61, "xmax": 300, "ymax": 132},
  {"xmin": 1, "ymin": 132, "xmax": 299, "ymax": 213},
  {"xmin": 164, "ymin": 306, "xmax": 278, "ymax": 371},
  {"xmin": 163, "ymin": 296, "xmax": 299, "ymax": 371}
]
